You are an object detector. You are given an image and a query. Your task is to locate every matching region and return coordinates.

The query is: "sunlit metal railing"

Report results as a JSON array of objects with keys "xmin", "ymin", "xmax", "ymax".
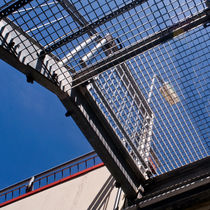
[{"xmin": 0, "ymin": 151, "xmax": 102, "ymax": 205}]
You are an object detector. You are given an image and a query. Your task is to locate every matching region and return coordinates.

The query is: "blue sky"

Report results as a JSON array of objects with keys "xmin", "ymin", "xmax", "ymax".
[
  {"xmin": 0, "ymin": 0, "xmax": 208, "ymax": 191},
  {"xmin": 0, "ymin": 59, "xmax": 92, "ymax": 189}
]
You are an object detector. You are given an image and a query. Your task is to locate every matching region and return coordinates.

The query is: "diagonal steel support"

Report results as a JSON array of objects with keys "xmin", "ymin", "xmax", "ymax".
[
  {"xmin": 97, "ymin": 34, "xmax": 154, "ymax": 173},
  {"xmin": 57, "ymin": 0, "xmax": 153, "ymax": 172},
  {"xmin": 57, "ymin": 0, "xmax": 97, "ymax": 37},
  {"xmin": 72, "ymin": 10, "xmax": 210, "ymax": 87},
  {"xmin": 59, "ymin": 87, "xmax": 146, "ymax": 198},
  {"xmin": 0, "ymin": 17, "xmax": 144, "ymax": 198},
  {"xmin": 41, "ymin": 0, "xmax": 148, "ymax": 55},
  {"xmin": 0, "ymin": 0, "xmax": 16, "ymax": 11},
  {"xmin": 58, "ymin": 2, "xmax": 152, "ymax": 183},
  {"xmin": 58, "ymin": 0, "xmax": 88, "ymax": 27},
  {"xmin": 77, "ymin": 30, "xmax": 153, "ymax": 175}
]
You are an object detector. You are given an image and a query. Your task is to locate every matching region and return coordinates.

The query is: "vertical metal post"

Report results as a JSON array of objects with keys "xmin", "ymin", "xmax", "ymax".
[
  {"xmin": 147, "ymin": 75, "xmax": 156, "ymax": 104},
  {"xmin": 113, "ymin": 188, "xmax": 122, "ymax": 210},
  {"xmin": 138, "ymin": 75, "xmax": 156, "ymax": 174}
]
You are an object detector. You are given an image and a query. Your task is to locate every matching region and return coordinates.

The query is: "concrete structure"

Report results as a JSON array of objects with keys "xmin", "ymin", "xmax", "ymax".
[{"xmin": 1, "ymin": 165, "xmax": 124, "ymax": 210}]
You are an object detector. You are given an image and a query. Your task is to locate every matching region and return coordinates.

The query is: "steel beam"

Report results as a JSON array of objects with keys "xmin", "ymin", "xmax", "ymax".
[
  {"xmin": 57, "ymin": 0, "xmax": 97, "ymax": 37},
  {"xmin": 136, "ymin": 156, "xmax": 210, "ymax": 209},
  {"xmin": 0, "ymin": 17, "xmax": 72, "ymax": 94},
  {"xmin": 0, "ymin": 44, "xmax": 141, "ymax": 197},
  {"xmin": 58, "ymin": 0, "xmax": 88, "ymax": 27},
  {"xmin": 0, "ymin": 17, "xmax": 143, "ymax": 198},
  {"xmin": 72, "ymin": 10, "xmax": 210, "ymax": 87},
  {"xmin": 143, "ymin": 156, "xmax": 210, "ymax": 196},
  {"xmin": 42, "ymin": 0, "xmax": 148, "ymax": 54},
  {"xmin": 59, "ymin": 4, "xmax": 152, "ymax": 176},
  {"xmin": 60, "ymin": 87, "xmax": 145, "ymax": 197},
  {"xmin": 0, "ymin": 0, "xmax": 34, "ymax": 19},
  {"xmin": 91, "ymin": 34, "xmax": 153, "ymax": 170},
  {"xmin": 81, "ymin": 33, "xmax": 152, "ymax": 170},
  {"xmin": 124, "ymin": 156, "xmax": 210, "ymax": 209}
]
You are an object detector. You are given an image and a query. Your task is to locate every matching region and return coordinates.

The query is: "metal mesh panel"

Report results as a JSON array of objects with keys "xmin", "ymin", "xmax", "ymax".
[
  {"xmin": 1, "ymin": 0, "xmax": 207, "ymax": 70},
  {"xmin": 0, "ymin": 0, "xmax": 209, "ymax": 177},
  {"xmin": 89, "ymin": 25, "xmax": 209, "ymax": 175}
]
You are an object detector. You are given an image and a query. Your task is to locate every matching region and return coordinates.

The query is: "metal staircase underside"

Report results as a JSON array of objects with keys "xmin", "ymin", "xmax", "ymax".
[{"xmin": 0, "ymin": 0, "xmax": 209, "ymax": 199}]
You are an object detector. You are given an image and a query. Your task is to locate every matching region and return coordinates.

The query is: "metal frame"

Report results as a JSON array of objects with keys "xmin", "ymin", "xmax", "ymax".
[
  {"xmin": 78, "ymin": 31, "xmax": 154, "ymax": 173},
  {"xmin": 0, "ymin": 17, "xmax": 143, "ymax": 198},
  {"xmin": 60, "ymin": 87, "xmax": 145, "ymax": 197},
  {"xmin": 42, "ymin": 0, "xmax": 148, "ymax": 55},
  {"xmin": 57, "ymin": 0, "xmax": 154, "ymax": 187},
  {"xmin": 57, "ymin": 0, "xmax": 97, "ymax": 37},
  {"xmin": 126, "ymin": 156, "xmax": 210, "ymax": 209},
  {"xmin": 90, "ymin": 34, "xmax": 154, "ymax": 171},
  {"xmin": 0, "ymin": 0, "xmax": 209, "ymax": 201},
  {"xmin": 72, "ymin": 9, "xmax": 210, "ymax": 87}
]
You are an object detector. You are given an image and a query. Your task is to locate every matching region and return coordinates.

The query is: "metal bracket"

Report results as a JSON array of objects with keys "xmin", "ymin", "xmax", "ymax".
[
  {"xmin": 0, "ymin": 34, "xmax": 19, "ymax": 56},
  {"xmin": 26, "ymin": 73, "xmax": 34, "ymax": 84},
  {"xmin": 25, "ymin": 176, "xmax": 35, "ymax": 193}
]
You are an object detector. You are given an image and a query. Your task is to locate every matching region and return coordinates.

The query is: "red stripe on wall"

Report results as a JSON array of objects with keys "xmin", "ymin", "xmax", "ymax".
[{"xmin": 0, "ymin": 163, "xmax": 104, "ymax": 208}]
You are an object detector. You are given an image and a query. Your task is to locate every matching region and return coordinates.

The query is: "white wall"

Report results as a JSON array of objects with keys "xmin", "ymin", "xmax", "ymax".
[{"xmin": 2, "ymin": 166, "xmax": 125, "ymax": 210}]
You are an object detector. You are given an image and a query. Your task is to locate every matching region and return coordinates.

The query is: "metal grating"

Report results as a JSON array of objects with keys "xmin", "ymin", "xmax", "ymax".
[
  {"xmin": 0, "ymin": 1, "xmax": 207, "ymax": 70},
  {"xmin": 0, "ymin": 0, "xmax": 209, "ymax": 178},
  {"xmin": 89, "ymin": 24, "xmax": 209, "ymax": 175}
]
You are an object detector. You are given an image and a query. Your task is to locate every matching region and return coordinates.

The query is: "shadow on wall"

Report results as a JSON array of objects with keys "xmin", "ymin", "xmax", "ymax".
[{"xmin": 87, "ymin": 175, "xmax": 116, "ymax": 210}]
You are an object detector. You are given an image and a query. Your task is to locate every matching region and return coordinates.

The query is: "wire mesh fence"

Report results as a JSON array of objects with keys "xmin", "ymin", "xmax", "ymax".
[{"xmin": 0, "ymin": 0, "xmax": 209, "ymax": 177}]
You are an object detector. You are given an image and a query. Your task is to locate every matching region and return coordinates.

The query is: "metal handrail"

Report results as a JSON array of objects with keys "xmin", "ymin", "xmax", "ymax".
[{"xmin": 0, "ymin": 151, "xmax": 102, "ymax": 203}]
